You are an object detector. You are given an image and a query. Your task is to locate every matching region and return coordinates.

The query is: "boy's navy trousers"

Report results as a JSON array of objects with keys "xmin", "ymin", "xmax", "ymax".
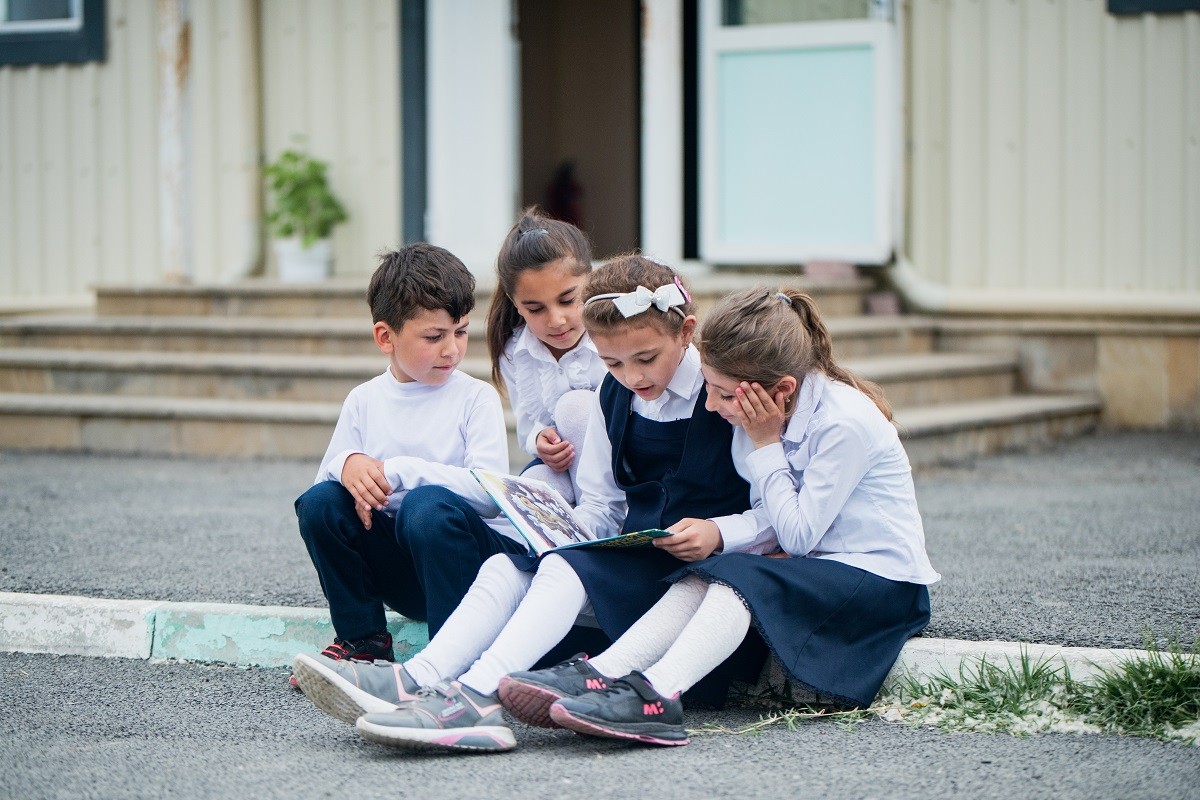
[{"xmin": 296, "ymin": 482, "xmax": 526, "ymax": 642}]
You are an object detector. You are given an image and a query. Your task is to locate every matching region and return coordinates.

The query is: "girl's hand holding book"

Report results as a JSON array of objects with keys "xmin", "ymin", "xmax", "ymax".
[{"xmin": 655, "ymin": 517, "xmax": 723, "ymax": 562}]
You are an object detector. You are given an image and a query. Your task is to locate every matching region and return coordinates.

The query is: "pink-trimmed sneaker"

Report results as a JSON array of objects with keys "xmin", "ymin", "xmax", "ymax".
[
  {"xmin": 498, "ymin": 653, "xmax": 611, "ymax": 728},
  {"xmin": 356, "ymin": 680, "xmax": 516, "ymax": 753},
  {"xmin": 287, "ymin": 632, "xmax": 394, "ymax": 689},
  {"xmin": 548, "ymin": 671, "xmax": 689, "ymax": 746},
  {"xmin": 291, "ymin": 652, "xmax": 419, "ymax": 724}
]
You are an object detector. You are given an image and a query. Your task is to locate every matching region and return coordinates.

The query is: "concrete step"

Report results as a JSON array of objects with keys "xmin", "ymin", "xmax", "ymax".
[
  {"xmin": 0, "ymin": 389, "xmax": 1100, "ymax": 469},
  {"xmin": 898, "ymin": 394, "xmax": 1103, "ymax": 466},
  {"xmin": 94, "ymin": 274, "xmax": 876, "ymax": 319},
  {"xmin": 0, "ymin": 348, "xmax": 1014, "ymax": 406},
  {"xmin": 0, "ymin": 314, "xmax": 937, "ymax": 360}
]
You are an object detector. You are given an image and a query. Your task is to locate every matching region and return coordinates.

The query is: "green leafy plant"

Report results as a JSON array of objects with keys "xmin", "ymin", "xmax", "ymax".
[{"xmin": 263, "ymin": 148, "xmax": 348, "ymax": 247}]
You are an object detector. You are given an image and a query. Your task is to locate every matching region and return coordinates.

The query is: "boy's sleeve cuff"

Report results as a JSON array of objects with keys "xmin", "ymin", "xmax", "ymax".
[{"xmin": 324, "ymin": 450, "xmax": 361, "ymax": 483}]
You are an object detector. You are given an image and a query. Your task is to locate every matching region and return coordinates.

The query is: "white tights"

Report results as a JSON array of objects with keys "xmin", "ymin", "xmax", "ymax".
[
  {"xmin": 402, "ymin": 552, "xmax": 590, "ymax": 695},
  {"xmin": 519, "ymin": 389, "xmax": 593, "ymax": 504},
  {"xmin": 589, "ymin": 576, "xmax": 751, "ymax": 698}
]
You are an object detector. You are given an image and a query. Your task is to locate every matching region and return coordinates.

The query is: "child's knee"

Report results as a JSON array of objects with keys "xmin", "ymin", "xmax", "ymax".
[
  {"xmin": 395, "ymin": 484, "xmax": 459, "ymax": 527},
  {"xmin": 295, "ymin": 481, "xmax": 353, "ymax": 525},
  {"xmin": 553, "ymin": 390, "xmax": 594, "ymax": 443}
]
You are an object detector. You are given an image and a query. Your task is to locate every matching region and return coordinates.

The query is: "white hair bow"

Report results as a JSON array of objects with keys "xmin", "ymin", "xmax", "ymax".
[{"xmin": 585, "ymin": 283, "xmax": 688, "ymax": 319}]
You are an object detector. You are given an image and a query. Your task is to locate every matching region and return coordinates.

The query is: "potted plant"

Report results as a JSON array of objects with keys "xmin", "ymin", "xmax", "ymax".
[{"xmin": 264, "ymin": 148, "xmax": 349, "ymax": 282}]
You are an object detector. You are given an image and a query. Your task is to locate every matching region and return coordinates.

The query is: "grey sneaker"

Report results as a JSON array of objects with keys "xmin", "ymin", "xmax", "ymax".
[
  {"xmin": 498, "ymin": 654, "xmax": 611, "ymax": 728},
  {"xmin": 291, "ymin": 653, "xmax": 421, "ymax": 724},
  {"xmin": 355, "ymin": 680, "xmax": 517, "ymax": 753}
]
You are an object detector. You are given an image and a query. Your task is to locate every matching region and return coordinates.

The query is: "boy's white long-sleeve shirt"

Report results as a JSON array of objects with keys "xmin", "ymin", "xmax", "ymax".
[
  {"xmin": 315, "ymin": 368, "xmax": 520, "ymax": 543},
  {"xmin": 716, "ymin": 371, "xmax": 941, "ymax": 585},
  {"xmin": 498, "ymin": 325, "xmax": 608, "ymax": 455}
]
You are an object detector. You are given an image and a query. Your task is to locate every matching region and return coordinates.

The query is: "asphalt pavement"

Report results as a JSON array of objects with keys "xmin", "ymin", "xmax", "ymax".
[
  {"xmin": 1, "ymin": 430, "xmax": 1198, "ymax": 649},
  {"xmin": 2, "ymin": 651, "xmax": 1197, "ymax": 800}
]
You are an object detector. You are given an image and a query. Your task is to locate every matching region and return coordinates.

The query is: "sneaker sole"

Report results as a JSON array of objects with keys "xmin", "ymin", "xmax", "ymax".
[
  {"xmin": 291, "ymin": 653, "xmax": 400, "ymax": 725},
  {"xmin": 548, "ymin": 703, "xmax": 689, "ymax": 747},
  {"xmin": 497, "ymin": 677, "xmax": 564, "ymax": 729},
  {"xmin": 356, "ymin": 717, "xmax": 517, "ymax": 753}
]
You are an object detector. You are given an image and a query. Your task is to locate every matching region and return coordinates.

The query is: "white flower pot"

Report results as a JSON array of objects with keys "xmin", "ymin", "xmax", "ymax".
[{"xmin": 274, "ymin": 237, "xmax": 333, "ymax": 282}]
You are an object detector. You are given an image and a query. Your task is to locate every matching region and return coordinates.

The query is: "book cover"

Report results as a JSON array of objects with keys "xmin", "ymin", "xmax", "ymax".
[{"xmin": 470, "ymin": 468, "xmax": 671, "ymax": 557}]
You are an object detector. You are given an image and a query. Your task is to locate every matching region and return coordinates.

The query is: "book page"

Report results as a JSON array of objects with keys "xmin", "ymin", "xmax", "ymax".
[{"xmin": 472, "ymin": 469, "xmax": 593, "ymax": 554}]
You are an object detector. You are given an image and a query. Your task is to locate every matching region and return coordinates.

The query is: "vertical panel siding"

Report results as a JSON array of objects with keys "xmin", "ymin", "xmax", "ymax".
[
  {"xmin": 909, "ymin": 1, "xmax": 1200, "ymax": 297},
  {"xmin": 191, "ymin": 0, "xmax": 262, "ymax": 283},
  {"xmin": 261, "ymin": 0, "xmax": 401, "ymax": 278}
]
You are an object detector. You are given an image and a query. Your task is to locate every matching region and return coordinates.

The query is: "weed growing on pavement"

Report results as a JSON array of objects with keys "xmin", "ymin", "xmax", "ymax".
[
  {"xmin": 1066, "ymin": 643, "xmax": 1200, "ymax": 744},
  {"xmin": 699, "ymin": 644, "xmax": 1200, "ymax": 745}
]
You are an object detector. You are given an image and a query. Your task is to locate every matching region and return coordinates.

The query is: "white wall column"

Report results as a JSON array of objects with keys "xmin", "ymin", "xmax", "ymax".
[
  {"xmin": 639, "ymin": 0, "xmax": 685, "ymax": 268},
  {"xmin": 426, "ymin": 0, "xmax": 519, "ymax": 279}
]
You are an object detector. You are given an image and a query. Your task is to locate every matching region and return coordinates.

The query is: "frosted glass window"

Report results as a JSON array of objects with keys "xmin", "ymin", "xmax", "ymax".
[{"xmin": 715, "ymin": 44, "xmax": 875, "ymax": 252}]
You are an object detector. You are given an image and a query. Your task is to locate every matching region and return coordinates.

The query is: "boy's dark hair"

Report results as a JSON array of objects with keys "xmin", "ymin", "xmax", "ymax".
[{"xmin": 368, "ymin": 243, "xmax": 476, "ymax": 329}]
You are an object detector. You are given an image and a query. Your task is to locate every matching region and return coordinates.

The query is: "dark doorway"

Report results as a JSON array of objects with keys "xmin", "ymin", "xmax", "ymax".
[{"xmin": 517, "ymin": 0, "xmax": 641, "ymax": 259}]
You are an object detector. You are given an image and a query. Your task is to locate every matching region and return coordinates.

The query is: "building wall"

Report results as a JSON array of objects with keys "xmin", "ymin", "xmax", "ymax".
[
  {"xmin": 0, "ymin": 0, "xmax": 160, "ymax": 309},
  {"xmin": 908, "ymin": 0, "xmax": 1200, "ymax": 298},
  {"xmin": 260, "ymin": 0, "xmax": 401, "ymax": 278}
]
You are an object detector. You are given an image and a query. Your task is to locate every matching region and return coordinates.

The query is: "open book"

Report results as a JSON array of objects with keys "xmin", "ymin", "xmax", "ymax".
[{"xmin": 470, "ymin": 468, "xmax": 672, "ymax": 557}]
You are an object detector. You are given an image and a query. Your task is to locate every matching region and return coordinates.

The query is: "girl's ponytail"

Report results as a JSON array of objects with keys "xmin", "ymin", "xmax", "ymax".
[
  {"xmin": 486, "ymin": 287, "xmax": 525, "ymax": 386},
  {"xmin": 699, "ymin": 287, "xmax": 893, "ymax": 422},
  {"xmin": 784, "ymin": 290, "xmax": 892, "ymax": 421}
]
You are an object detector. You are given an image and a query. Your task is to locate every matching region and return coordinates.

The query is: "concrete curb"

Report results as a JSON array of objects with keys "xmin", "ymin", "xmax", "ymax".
[{"xmin": 0, "ymin": 590, "xmax": 1145, "ymax": 682}]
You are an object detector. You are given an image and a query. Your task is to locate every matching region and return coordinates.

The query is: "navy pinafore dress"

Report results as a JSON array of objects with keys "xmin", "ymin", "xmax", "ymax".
[{"xmin": 512, "ymin": 376, "xmax": 750, "ymax": 652}]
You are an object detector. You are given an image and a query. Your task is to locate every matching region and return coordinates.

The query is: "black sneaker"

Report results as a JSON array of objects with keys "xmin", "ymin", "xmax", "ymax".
[
  {"xmin": 548, "ymin": 671, "xmax": 689, "ymax": 746},
  {"xmin": 287, "ymin": 631, "xmax": 394, "ymax": 688},
  {"xmin": 498, "ymin": 654, "xmax": 611, "ymax": 728}
]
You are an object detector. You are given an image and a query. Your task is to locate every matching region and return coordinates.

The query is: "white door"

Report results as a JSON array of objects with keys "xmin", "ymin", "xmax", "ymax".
[{"xmin": 700, "ymin": 0, "xmax": 898, "ymax": 264}]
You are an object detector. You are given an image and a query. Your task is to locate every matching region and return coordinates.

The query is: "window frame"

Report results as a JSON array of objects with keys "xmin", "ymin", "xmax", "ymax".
[{"xmin": 0, "ymin": 0, "xmax": 104, "ymax": 67}]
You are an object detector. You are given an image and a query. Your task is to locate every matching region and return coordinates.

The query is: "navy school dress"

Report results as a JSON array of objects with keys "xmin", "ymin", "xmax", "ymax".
[
  {"xmin": 511, "ymin": 375, "xmax": 760, "ymax": 702},
  {"xmin": 670, "ymin": 554, "xmax": 931, "ymax": 708}
]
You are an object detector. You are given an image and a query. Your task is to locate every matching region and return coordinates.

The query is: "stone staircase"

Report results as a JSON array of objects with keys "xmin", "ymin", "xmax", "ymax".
[{"xmin": 0, "ymin": 273, "xmax": 1101, "ymax": 468}]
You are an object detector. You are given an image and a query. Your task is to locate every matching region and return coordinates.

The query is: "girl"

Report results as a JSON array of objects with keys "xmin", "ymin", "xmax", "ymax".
[
  {"xmin": 292, "ymin": 256, "xmax": 755, "ymax": 752},
  {"xmin": 486, "ymin": 207, "xmax": 607, "ymax": 503},
  {"xmin": 502, "ymin": 287, "xmax": 941, "ymax": 746}
]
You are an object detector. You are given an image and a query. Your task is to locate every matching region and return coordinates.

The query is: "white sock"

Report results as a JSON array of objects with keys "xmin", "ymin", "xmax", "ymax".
[
  {"xmin": 642, "ymin": 583, "xmax": 751, "ymax": 698},
  {"xmin": 402, "ymin": 554, "xmax": 532, "ymax": 687},
  {"xmin": 458, "ymin": 553, "xmax": 589, "ymax": 695},
  {"xmin": 589, "ymin": 576, "xmax": 709, "ymax": 678},
  {"xmin": 521, "ymin": 462, "xmax": 576, "ymax": 506}
]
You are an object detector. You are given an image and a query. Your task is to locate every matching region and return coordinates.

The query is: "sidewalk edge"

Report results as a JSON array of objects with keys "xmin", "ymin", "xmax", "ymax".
[{"xmin": 0, "ymin": 591, "xmax": 1145, "ymax": 680}]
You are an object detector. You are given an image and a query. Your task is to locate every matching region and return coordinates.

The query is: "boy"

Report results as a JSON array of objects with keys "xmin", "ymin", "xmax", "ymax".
[{"xmin": 295, "ymin": 243, "xmax": 526, "ymax": 666}]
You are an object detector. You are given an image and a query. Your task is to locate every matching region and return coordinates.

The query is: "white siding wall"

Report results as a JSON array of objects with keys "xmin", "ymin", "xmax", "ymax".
[
  {"xmin": 908, "ymin": 0, "xmax": 1200, "ymax": 297},
  {"xmin": 0, "ymin": 0, "xmax": 160, "ymax": 308},
  {"xmin": 191, "ymin": 0, "xmax": 262, "ymax": 285},
  {"xmin": 260, "ymin": 0, "xmax": 401, "ymax": 278}
]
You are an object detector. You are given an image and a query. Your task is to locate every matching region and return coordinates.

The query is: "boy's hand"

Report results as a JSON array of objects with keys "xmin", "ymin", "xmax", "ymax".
[
  {"xmin": 341, "ymin": 454, "xmax": 392, "ymax": 521},
  {"xmin": 734, "ymin": 381, "xmax": 788, "ymax": 449},
  {"xmin": 354, "ymin": 499, "xmax": 375, "ymax": 530},
  {"xmin": 655, "ymin": 518, "xmax": 723, "ymax": 562},
  {"xmin": 535, "ymin": 427, "xmax": 574, "ymax": 473}
]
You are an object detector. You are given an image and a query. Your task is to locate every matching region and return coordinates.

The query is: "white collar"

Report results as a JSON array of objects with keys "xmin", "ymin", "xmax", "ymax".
[
  {"xmin": 661, "ymin": 344, "xmax": 702, "ymax": 402},
  {"xmin": 782, "ymin": 370, "xmax": 827, "ymax": 441},
  {"xmin": 512, "ymin": 324, "xmax": 596, "ymax": 364}
]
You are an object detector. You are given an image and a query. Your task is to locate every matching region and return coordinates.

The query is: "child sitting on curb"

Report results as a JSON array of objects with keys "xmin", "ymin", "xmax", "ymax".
[{"xmin": 293, "ymin": 243, "xmax": 526, "ymax": 676}]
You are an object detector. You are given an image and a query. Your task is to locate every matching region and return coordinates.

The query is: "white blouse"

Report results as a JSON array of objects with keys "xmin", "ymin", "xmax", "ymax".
[
  {"xmin": 498, "ymin": 325, "xmax": 608, "ymax": 455},
  {"xmin": 718, "ymin": 371, "xmax": 941, "ymax": 585}
]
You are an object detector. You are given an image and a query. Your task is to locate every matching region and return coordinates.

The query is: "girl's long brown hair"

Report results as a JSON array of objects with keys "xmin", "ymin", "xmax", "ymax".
[
  {"xmin": 581, "ymin": 254, "xmax": 694, "ymax": 337},
  {"xmin": 698, "ymin": 287, "xmax": 892, "ymax": 420},
  {"xmin": 486, "ymin": 206, "xmax": 593, "ymax": 386}
]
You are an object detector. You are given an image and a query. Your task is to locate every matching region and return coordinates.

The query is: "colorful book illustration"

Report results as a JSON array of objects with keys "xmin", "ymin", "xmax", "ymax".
[{"xmin": 470, "ymin": 468, "xmax": 672, "ymax": 557}]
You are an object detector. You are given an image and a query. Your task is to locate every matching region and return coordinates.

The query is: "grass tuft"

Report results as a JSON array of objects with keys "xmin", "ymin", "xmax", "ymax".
[{"xmin": 702, "ymin": 641, "xmax": 1200, "ymax": 745}]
